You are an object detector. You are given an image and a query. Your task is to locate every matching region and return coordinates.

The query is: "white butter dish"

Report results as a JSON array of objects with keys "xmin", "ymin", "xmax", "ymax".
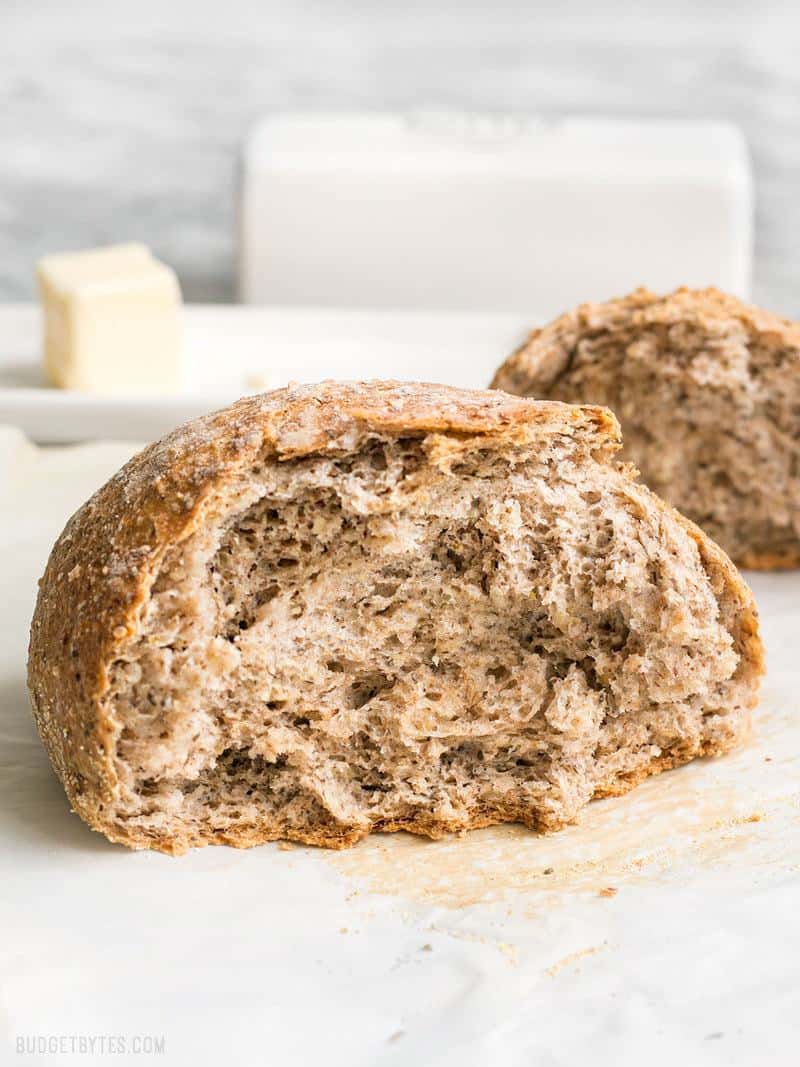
[{"xmin": 239, "ymin": 113, "xmax": 753, "ymax": 317}]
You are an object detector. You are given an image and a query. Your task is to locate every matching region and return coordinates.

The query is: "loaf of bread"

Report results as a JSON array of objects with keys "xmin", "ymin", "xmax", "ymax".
[
  {"xmin": 492, "ymin": 287, "xmax": 800, "ymax": 569},
  {"xmin": 27, "ymin": 381, "xmax": 763, "ymax": 854}
]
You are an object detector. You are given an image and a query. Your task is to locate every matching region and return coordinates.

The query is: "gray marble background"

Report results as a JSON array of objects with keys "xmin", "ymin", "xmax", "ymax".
[{"xmin": 1, "ymin": 0, "xmax": 799, "ymax": 313}]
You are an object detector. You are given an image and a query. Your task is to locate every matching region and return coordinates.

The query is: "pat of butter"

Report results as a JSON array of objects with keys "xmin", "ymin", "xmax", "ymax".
[{"xmin": 37, "ymin": 243, "xmax": 182, "ymax": 393}]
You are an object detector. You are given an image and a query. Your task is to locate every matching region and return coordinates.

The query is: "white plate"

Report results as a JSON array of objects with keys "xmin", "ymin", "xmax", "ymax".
[{"xmin": 0, "ymin": 304, "xmax": 530, "ymax": 443}]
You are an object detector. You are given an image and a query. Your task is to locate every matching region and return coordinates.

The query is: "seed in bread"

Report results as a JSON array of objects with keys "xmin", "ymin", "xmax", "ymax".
[
  {"xmin": 491, "ymin": 287, "xmax": 800, "ymax": 569},
  {"xmin": 27, "ymin": 381, "xmax": 763, "ymax": 854}
]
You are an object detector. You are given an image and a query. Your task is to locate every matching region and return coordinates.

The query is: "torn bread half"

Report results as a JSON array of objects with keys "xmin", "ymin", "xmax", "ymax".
[
  {"xmin": 28, "ymin": 381, "xmax": 763, "ymax": 854},
  {"xmin": 492, "ymin": 286, "xmax": 800, "ymax": 569}
]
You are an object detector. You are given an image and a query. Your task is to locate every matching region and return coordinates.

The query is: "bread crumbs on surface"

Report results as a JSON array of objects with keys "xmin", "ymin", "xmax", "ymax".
[
  {"xmin": 545, "ymin": 942, "xmax": 609, "ymax": 978},
  {"xmin": 598, "ymin": 886, "xmax": 618, "ymax": 898},
  {"xmin": 427, "ymin": 923, "xmax": 519, "ymax": 964}
]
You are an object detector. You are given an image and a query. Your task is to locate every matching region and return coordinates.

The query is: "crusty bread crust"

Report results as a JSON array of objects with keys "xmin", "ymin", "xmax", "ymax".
[
  {"xmin": 27, "ymin": 381, "xmax": 763, "ymax": 853},
  {"xmin": 493, "ymin": 286, "xmax": 800, "ymax": 397},
  {"xmin": 492, "ymin": 287, "xmax": 800, "ymax": 570}
]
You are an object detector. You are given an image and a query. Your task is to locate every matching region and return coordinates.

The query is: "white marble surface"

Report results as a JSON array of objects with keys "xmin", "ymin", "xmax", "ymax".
[
  {"xmin": 2, "ymin": 428, "xmax": 799, "ymax": 1066},
  {"xmin": 1, "ymin": 1, "xmax": 799, "ymax": 314}
]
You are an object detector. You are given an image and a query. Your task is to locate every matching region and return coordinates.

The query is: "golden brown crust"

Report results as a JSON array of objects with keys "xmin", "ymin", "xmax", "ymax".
[
  {"xmin": 736, "ymin": 548, "xmax": 800, "ymax": 570},
  {"xmin": 27, "ymin": 380, "xmax": 762, "ymax": 854},
  {"xmin": 492, "ymin": 285, "xmax": 800, "ymax": 397},
  {"xmin": 669, "ymin": 505, "xmax": 765, "ymax": 681}
]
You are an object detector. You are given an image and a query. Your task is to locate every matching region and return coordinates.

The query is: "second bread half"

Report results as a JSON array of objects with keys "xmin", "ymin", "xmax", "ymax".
[{"xmin": 492, "ymin": 287, "xmax": 800, "ymax": 569}]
